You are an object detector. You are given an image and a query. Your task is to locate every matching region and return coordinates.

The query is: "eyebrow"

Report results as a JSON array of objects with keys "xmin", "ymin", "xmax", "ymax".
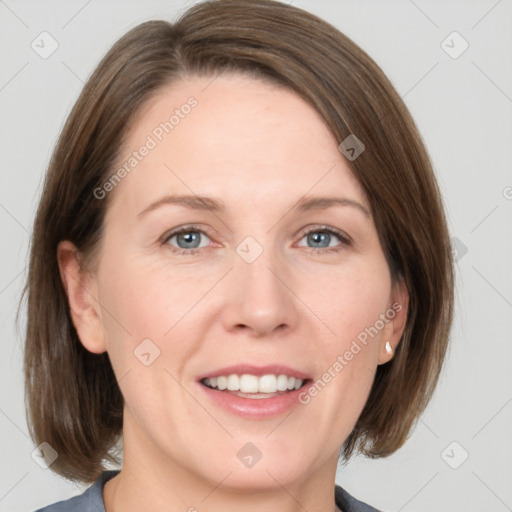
[{"xmin": 137, "ymin": 194, "xmax": 371, "ymax": 219}]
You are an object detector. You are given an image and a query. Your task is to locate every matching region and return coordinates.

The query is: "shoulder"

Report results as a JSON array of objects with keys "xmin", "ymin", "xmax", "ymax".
[
  {"xmin": 34, "ymin": 470, "xmax": 120, "ymax": 512},
  {"xmin": 335, "ymin": 484, "xmax": 382, "ymax": 512}
]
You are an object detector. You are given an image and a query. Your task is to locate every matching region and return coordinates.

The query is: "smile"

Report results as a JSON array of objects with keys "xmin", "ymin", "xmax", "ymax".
[
  {"xmin": 197, "ymin": 365, "xmax": 312, "ymax": 418},
  {"xmin": 202, "ymin": 373, "xmax": 305, "ymax": 397}
]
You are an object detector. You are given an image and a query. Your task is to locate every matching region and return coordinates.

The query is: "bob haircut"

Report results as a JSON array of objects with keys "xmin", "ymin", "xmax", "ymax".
[{"xmin": 22, "ymin": 0, "xmax": 454, "ymax": 484}]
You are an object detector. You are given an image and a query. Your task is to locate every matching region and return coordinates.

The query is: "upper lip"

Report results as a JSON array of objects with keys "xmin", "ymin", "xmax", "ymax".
[{"xmin": 196, "ymin": 364, "xmax": 312, "ymax": 381}]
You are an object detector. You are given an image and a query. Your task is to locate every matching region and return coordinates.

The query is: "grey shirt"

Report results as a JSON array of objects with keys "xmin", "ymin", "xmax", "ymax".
[{"xmin": 35, "ymin": 470, "xmax": 381, "ymax": 512}]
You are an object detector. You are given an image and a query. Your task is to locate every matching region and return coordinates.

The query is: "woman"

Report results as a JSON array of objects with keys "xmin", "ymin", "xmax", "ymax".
[{"xmin": 23, "ymin": 1, "xmax": 454, "ymax": 510}]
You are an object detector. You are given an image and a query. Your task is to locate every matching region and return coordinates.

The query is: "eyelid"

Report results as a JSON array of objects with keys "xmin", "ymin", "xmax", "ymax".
[
  {"xmin": 160, "ymin": 223, "xmax": 352, "ymax": 255},
  {"xmin": 159, "ymin": 224, "xmax": 215, "ymax": 245},
  {"xmin": 295, "ymin": 224, "xmax": 352, "ymax": 245}
]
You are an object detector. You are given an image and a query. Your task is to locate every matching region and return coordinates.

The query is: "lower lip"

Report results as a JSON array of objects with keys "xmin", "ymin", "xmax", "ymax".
[{"xmin": 197, "ymin": 381, "xmax": 311, "ymax": 419}]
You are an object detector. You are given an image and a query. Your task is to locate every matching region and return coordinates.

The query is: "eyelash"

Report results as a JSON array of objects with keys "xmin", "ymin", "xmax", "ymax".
[{"xmin": 160, "ymin": 224, "xmax": 352, "ymax": 257}]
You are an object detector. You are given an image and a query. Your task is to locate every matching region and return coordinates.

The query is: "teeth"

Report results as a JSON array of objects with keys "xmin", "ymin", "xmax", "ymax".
[
  {"xmin": 203, "ymin": 373, "xmax": 305, "ymax": 393},
  {"xmin": 276, "ymin": 374, "xmax": 289, "ymax": 391},
  {"xmin": 258, "ymin": 374, "xmax": 276, "ymax": 393},
  {"xmin": 227, "ymin": 374, "xmax": 240, "ymax": 391},
  {"xmin": 217, "ymin": 376, "xmax": 227, "ymax": 390},
  {"xmin": 240, "ymin": 374, "xmax": 259, "ymax": 393}
]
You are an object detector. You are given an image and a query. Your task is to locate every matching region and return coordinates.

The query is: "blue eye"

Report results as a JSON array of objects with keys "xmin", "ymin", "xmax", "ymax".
[
  {"xmin": 298, "ymin": 226, "xmax": 351, "ymax": 254},
  {"xmin": 162, "ymin": 226, "xmax": 211, "ymax": 256},
  {"xmin": 161, "ymin": 225, "xmax": 351, "ymax": 256}
]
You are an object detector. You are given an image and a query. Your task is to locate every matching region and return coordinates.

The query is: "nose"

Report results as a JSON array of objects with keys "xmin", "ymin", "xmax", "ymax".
[{"xmin": 220, "ymin": 243, "xmax": 300, "ymax": 338}]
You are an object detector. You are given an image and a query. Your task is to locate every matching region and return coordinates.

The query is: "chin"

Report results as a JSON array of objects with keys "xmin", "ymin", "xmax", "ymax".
[
  {"xmin": 194, "ymin": 438, "xmax": 312, "ymax": 493},
  {"xmin": 213, "ymin": 463, "xmax": 305, "ymax": 494}
]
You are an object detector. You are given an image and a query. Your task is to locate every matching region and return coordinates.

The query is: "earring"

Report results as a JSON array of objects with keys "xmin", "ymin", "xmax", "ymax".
[{"xmin": 385, "ymin": 341, "xmax": 394, "ymax": 357}]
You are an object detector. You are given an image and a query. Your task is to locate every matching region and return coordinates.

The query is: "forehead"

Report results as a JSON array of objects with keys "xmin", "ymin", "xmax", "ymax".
[{"xmin": 107, "ymin": 73, "xmax": 369, "ymax": 217}]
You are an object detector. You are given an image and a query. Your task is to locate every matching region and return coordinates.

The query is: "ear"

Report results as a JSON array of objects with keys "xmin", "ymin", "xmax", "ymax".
[
  {"xmin": 57, "ymin": 240, "xmax": 107, "ymax": 354},
  {"xmin": 378, "ymin": 278, "xmax": 409, "ymax": 365}
]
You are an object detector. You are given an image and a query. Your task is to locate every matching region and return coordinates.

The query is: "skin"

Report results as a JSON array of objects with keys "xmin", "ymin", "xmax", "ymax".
[{"xmin": 58, "ymin": 73, "xmax": 408, "ymax": 512}]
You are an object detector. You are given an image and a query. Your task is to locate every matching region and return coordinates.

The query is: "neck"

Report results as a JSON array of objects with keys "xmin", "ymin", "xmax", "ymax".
[{"xmin": 103, "ymin": 410, "xmax": 340, "ymax": 512}]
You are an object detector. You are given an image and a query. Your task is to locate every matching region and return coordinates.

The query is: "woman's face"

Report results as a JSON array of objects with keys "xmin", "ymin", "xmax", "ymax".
[{"xmin": 64, "ymin": 73, "xmax": 407, "ymax": 491}]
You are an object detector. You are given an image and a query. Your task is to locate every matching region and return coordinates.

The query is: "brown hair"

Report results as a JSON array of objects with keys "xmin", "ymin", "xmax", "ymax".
[{"xmin": 21, "ymin": 0, "xmax": 454, "ymax": 483}]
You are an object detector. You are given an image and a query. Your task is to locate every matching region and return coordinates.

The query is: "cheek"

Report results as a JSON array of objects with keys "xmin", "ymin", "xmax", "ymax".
[
  {"xmin": 97, "ymin": 253, "xmax": 191, "ymax": 334},
  {"xmin": 94, "ymin": 255, "xmax": 172, "ymax": 374},
  {"xmin": 300, "ymin": 263, "xmax": 390, "ymax": 413},
  {"xmin": 307, "ymin": 263, "xmax": 392, "ymax": 346},
  {"xmin": 95, "ymin": 252, "xmax": 214, "ymax": 385}
]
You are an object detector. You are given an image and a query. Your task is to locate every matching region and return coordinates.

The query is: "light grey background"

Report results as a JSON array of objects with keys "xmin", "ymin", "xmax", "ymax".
[{"xmin": 1, "ymin": 1, "xmax": 511, "ymax": 511}]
